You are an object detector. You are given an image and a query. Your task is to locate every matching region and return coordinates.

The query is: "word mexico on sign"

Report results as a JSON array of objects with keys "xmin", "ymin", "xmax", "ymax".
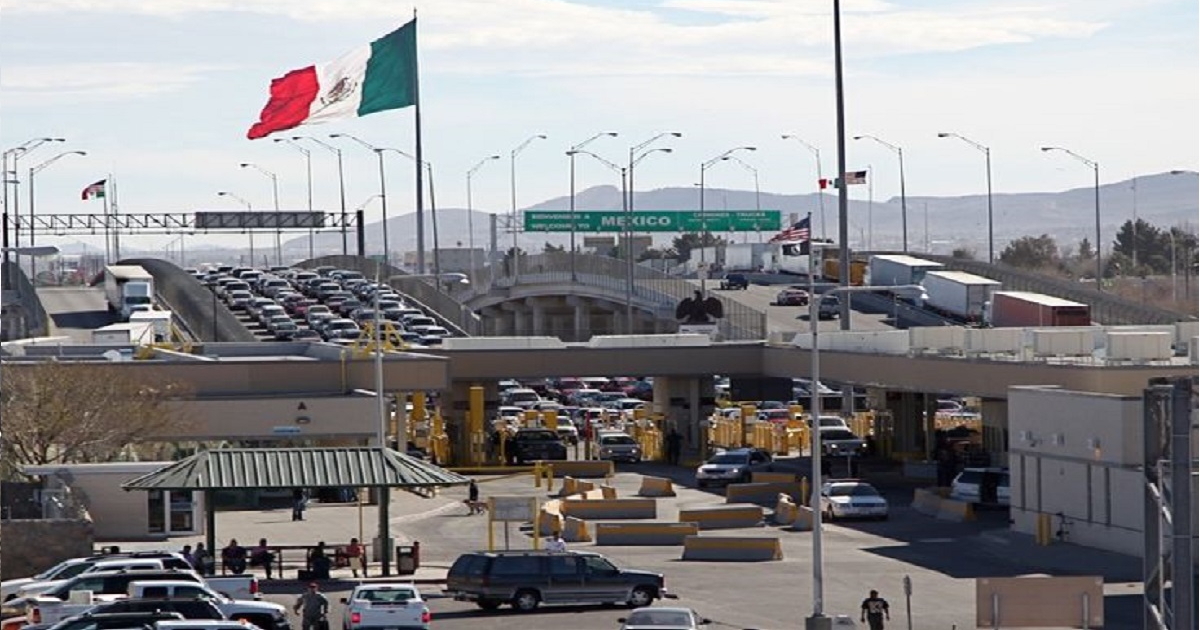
[
  {"xmin": 195, "ymin": 211, "xmax": 327, "ymax": 229},
  {"xmin": 524, "ymin": 210, "xmax": 781, "ymax": 233}
]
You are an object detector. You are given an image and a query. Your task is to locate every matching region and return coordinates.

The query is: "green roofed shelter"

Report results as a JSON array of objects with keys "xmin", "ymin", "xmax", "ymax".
[{"xmin": 122, "ymin": 447, "xmax": 469, "ymax": 575}]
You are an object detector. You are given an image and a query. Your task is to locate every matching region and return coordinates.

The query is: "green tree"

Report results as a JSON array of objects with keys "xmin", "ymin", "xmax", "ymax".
[
  {"xmin": 999, "ymin": 234, "xmax": 1059, "ymax": 269},
  {"xmin": 950, "ymin": 247, "xmax": 976, "ymax": 260},
  {"xmin": 543, "ymin": 242, "xmax": 565, "ymax": 253},
  {"xmin": 672, "ymin": 233, "xmax": 726, "ymax": 262}
]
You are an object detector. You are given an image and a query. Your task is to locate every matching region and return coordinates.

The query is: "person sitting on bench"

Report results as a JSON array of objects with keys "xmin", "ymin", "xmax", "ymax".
[{"xmin": 309, "ymin": 541, "xmax": 332, "ymax": 580}]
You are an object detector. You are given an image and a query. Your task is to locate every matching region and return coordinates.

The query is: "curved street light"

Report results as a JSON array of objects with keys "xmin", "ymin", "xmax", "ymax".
[
  {"xmin": 509, "ymin": 134, "xmax": 547, "ymax": 280},
  {"xmin": 1041, "ymin": 146, "xmax": 1102, "ymax": 290},
  {"xmin": 331, "ymin": 133, "xmax": 389, "ymax": 264},
  {"xmin": 937, "ymin": 132, "xmax": 994, "ymax": 262},
  {"xmin": 217, "ymin": 191, "xmax": 255, "ymax": 264},
  {"xmin": 699, "ymin": 147, "xmax": 756, "ymax": 290},
  {"xmin": 28, "ymin": 150, "xmax": 86, "ymax": 283},
  {"xmin": 568, "ymin": 132, "xmax": 619, "ymax": 282},
  {"xmin": 239, "ymin": 162, "xmax": 281, "ymax": 265},
  {"xmin": 782, "ymin": 134, "xmax": 826, "ymax": 239},
  {"xmin": 274, "ymin": 138, "xmax": 315, "ymax": 259},
  {"xmin": 466, "ymin": 155, "xmax": 501, "ymax": 277},
  {"xmin": 292, "ymin": 136, "xmax": 350, "ymax": 255},
  {"xmin": 853, "ymin": 134, "xmax": 907, "ymax": 252}
]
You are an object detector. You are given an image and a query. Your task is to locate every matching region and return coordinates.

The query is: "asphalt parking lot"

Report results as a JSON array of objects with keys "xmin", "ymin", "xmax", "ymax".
[{"xmin": 228, "ymin": 457, "xmax": 1140, "ymax": 630}]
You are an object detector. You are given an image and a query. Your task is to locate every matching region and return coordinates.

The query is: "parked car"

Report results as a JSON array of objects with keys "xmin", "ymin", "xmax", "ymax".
[
  {"xmin": 950, "ymin": 467, "xmax": 1010, "ymax": 506},
  {"xmin": 817, "ymin": 294, "xmax": 840, "ymax": 319},
  {"xmin": 773, "ymin": 287, "xmax": 810, "ymax": 306},
  {"xmin": 718, "ymin": 273, "xmax": 749, "ymax": 290},
  {"xmin": 555, "ymin": 423, "xmax": 580, "ymax": 445},
  {"xmin": 819, "ymin": 480, "xmax": 889, "ymax": 521},
  {"xmin": 445, "ymin": 550, "xmax": 667, "ymax": 612},
  {"xmin": 83, "ymin": 598, "xmax": 225, "ymax": 621},
  {"xmin": 339, "ymin": 583, "xmax": 430, "ymax": 630},
  {"xmin": 819, "ymin": 427, "xmax": 867, "ymax": 457},
  {"xmin": 594, "ymin": 431, "xmax": 641, "ymax": 463},
  {"xmin": 45, "ymin": 612, "xmax": 187, "ymax": 630},
  {"xmin": 694, "ymin": 448, "xmax": 773, "ymax": 487},
  {"xmin": 619, "ymin": 607, "xmax": 710, "ymax": 630}
]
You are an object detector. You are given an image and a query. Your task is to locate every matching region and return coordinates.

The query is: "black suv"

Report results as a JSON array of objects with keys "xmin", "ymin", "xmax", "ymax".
[
  {"xmin": 87, "ymin": 599, "xmax": 225, "ymax": 620},
  {"xmin": 505, "ymin": 428, "xmax": 567, "ymax": 465},
  {"xmin": 446, "ymin": 550, "xmax": 667, "ymax": 612},
  {"xmin": 719, "ymin": 273, "xmax": 749, "ymax": 290}
]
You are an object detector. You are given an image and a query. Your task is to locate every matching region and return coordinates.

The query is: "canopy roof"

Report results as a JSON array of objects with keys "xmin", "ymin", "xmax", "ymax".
[{"xmin": 121, "ymin": 447, "xmax": 469, "ymax": 491}]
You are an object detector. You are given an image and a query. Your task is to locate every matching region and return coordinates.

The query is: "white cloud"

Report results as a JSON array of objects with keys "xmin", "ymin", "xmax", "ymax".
[{"xmin": 1, "ymin": 62, "xmax": 226, "ymax": 103}]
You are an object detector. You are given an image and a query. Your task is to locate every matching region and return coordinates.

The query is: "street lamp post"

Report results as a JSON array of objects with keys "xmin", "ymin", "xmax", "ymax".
[
  {"xmin": 628, "ymin": 133, "xmax": 682, "ymax": 270},
  {"xmin": 217, "ymin": 192, "xmax": 254, "ymax": 264},
  {"xmin": 239, "ymin": 162, "xmax": 281, "ymax": 266},
  {"xmin": 293, "ymin": 136, "xmax": 349, "ymax": 255},
  {"xmin": 466, "ymin": 155, "xmax": 501, "ymax": 279},
  {"xmin": 1041, "ymin": 146, "xmax": 1102, "ymax": 290},
  {"xmin": 569, "ymin": 133, "xmax": 619, "ymax": 282},
  {"xmin": 274, "ymin": 138, "xmax": 315, "ymax": 259},
  {"xmin": 28, "ymin": 151, "xmax": 86, "ymax": 284},
  {"xmin": 699, "ymin": 147, "xmax": 756, "ymax": 290},
  {"xmin": 782, "ymin": 135, "xmax": 826, "ymax": 240},
  {"xmin": 376, "ymin": 148, "xmax": 436, "ymax": 275},
  {"xmin": 3, "ymin": 138, "xmax": 65, "ymax": 290},
  {"xmin": 937, "ymin": 133, "xmax": 994, "ymax": 264},
  {"xmin": 510, "ymin": 134, "xmax": 547, "ymax": 281},
  {"xmin": 853, "ymin": 135, "xmax": 907, "ymax": 252},
  {"xmin": 331, "ymin": 134, "xmax": 390, "ymax": 264}
]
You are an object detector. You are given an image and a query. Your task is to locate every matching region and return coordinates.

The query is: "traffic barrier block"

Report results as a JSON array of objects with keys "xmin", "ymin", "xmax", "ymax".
[
  {"xmin": 911, "ymin": 488, "xmax": 942, "ymax": 517},
  {"xmin": 577, "ymin": 480, "xmax": 597, "ymax": 495},
  {"xmin": 752, "ymin": 472, "xmax": 798, "ymax": 484},
  {"xmin": 936, "ymin": 497, "xmax": 976, "ymax": 522},
  {"xmin": 540, "ymin": 460, "xmax": 614, "ymax": 479},
  {"xmin": 680, "ymin": 536, "xmax": 783, "ymax": 561},
  {"xmin": 637, "ymin": 476, "xmax": 677, "ymax": 497},
  {"xmin": 561, "ymin": 498, "xmax": 657, "ymax": 520},
  {"xmin": 678, "ymin": 504, "xmax": 765, "ymax": 530},
  {"xmin": 562, "ymin": 516, "xmax": 592, "ymax": 543},
  {"xmin": 594, "ymin": 522, "xmax": 699, "ymax": 546},
  {"xmin": 773, "ymin": 494, "xmax": 798, "ymax": 526},
  {"xmin": 539, "ymin": 500, "xmax": 564, "ymax": 536},
  {"xmin": 726, "ymin": 482, "xmax": 805, "ymax": 505},
  {"xmin": 599, "ymin": 485, "xmax": 617, "ymax": 500},
  {"xmin": 560, "ymin": 477, "xmax": 580, "ymax": 497}
]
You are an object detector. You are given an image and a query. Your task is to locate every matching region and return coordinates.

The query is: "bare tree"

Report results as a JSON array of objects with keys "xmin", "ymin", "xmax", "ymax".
[{"xmin": 0, "ymin": 363, "xmax": 193, "ymax": 479}]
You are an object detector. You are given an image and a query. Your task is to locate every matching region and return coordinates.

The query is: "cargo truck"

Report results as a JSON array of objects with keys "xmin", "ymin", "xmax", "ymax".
[
  {"xmin": 103, "ymin": 265, "xmax": 155, "ymax": 321},
  {"xmin": 129, "ymin": 310, "xmax": 173, "ymax": 342},
  {"xmin": 921, "ymin": 270, "xmax": 1002, "ymax": 322},
  {"xmin": 92, "ymin": 322, "xmax": 155, "ymax": 345},
  {"xmin": 985, "ymin": 291, "xmax": 1092, "ymax": 327},
  {"xmin": 867, "ymin": 254, "xmax": 944, "ymax": 287}
]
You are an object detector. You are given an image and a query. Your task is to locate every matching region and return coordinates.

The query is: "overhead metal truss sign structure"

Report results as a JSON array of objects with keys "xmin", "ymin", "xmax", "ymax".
[{"xmin": 14, "ymin": 212, "xmax": 352, "ymax": 236}]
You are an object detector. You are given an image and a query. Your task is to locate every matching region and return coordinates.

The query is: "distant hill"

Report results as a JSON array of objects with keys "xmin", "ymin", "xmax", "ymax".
[{"xmin": 287, "ymin": 170, "xmax": 1198, "ymax": 258}]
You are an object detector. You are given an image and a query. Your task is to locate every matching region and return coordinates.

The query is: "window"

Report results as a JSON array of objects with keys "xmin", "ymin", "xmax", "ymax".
[
  {"xmin": 582, "ymin": 557, "xmax": 617, "ymax": 576},
  {"xmin": 547, "ymin": 556, "xmax": 579, "ymax": 578},
  {"xmin": 491, "ymin": 556, "xmax": 542, "ymax": 576},
  {"xmin": 174, "ymin": 586, "xmax": 209, "ymax": 599},
  {"xmin": 359, "ymin": 588, "xmax": 415, "ymax": 602}
]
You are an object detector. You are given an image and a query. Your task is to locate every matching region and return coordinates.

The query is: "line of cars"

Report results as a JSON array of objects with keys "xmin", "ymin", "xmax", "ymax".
[
  {"xmin": 1, "ymin": 549, "xmax": 287, "ymax": 630},
  {"xmin": 192, "ymin": 265, "xmax": 452, "ymax": 346}
]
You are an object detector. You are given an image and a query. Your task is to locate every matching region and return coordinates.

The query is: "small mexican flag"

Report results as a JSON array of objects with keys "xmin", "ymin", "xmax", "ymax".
[
  {"xmin": 247, "ymin": 20, "xmax": 417, "ymax": 140},
  {"xmin": 81, "ymin": 179, "xmax": 106, "ymax": 200}
]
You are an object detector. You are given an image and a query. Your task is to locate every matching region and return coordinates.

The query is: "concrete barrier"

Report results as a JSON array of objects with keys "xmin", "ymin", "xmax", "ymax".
[
  {"xmin": 752, "ymin": 472, "xmax": 798, "ymax": 484},
  {"xmin": 788, "ymin": 505, "xmax": 815, "ymax": 531},
  {"xmin": 562, "ymin": 516, "xmax": 592, "ymax": 543},
  {"xmin": 542, "ymin": 460, "xmax": 614, "ymax": 479},
  {"xmin": 637, "ymin": 476, "xmax": 677, "ymax": 497},
  {"xmin": 681, "ymin": 536, "xmax": 783, "ymax": 561},
  {"xmin": 936, "ymin": 497, "xmax": 976, "ymax": 522},
  {"xmin": 594, "ymin": 522, "xmax": 699, "ymax": 546},
  {"xmin": 773, "ymin": 494, "xmax": 798, "ymax": 526},
  {"xmin": 560, "ymin": 477, "xmax": 581, "ymax": 497},
  {"xmin": 561, "ymin": 498, "xmax": 657, "ymax": 520},
  {"xmin": 539, "ymin": 501, "xmax": 564, "ymax": 536},
  {"xmin": 911, "ymin": 488, "xmax": 942, "ymax": 517},
  {"xmin": 726, "ymin": 482, "xmax": 805, "ymax": 505},
  {"xmin": 678, "ymin": 504, "xmax": 764, "ymax": 530}
]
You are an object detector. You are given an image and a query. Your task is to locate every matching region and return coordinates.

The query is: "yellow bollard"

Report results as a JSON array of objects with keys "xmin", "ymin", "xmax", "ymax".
[
  {"xmin": 534, "ymin": 462, "xmax": 543, "ymax": 488},
  {"xmin": 545, "ymin": 464, "xmax": 555, "ymax": 492},
  {"xmin": 1036, "ymin": 512, "xmax": 1052, "ymax": 545},
  {"xmin": 800, "ymin": 476, "xmax": 810, "ymax": 507}
]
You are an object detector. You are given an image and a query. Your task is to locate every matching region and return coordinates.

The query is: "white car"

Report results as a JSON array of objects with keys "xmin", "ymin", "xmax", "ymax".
[
  {"xmin": 950, "ymin": 467, "xmax": 1011, "ymax": 506},
  {"xmin": 340, "ymin": 583, "xmax": 430, "ymax": 630},
  {"xmin": 619, "ymin": 606, "xmax": 711, "ymax": 630},
  {"xmin": 820, "ymin": 480, "xmax": 889, "ymax": 521}
]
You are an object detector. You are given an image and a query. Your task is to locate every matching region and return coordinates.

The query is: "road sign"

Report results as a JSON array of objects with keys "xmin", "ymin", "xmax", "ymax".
[
  {"xmin": 524, "ymin": 210, "xmax": 780, "ymax": 233},
  {"xmin": 490, "ymin": 496, "xmax": 536, "ymax": 521}
]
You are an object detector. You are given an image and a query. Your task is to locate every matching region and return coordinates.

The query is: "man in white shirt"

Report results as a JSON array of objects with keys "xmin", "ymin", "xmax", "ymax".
[{"xmin": 546, "ymin": 535, "xmax": 567, "ymax": 552}]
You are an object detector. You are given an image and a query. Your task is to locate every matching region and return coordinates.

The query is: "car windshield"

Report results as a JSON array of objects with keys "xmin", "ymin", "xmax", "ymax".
[
  {"xmin": 355, "ymin": 588, "xmax": 416, "ymax": 602},
  {"xmin": 625, "ymin": 610, "xmax": 694, "ymax": 627},
  {"xmin": 518, "ymin": 431, "xmax": 557, "ymax": 441},
  {"xmin": 708, "ymin": 453, "xmax": 749, "ymax": 465},
  {"xmin": 822, "ymin": 429, "xmax": 857, "ymax": 440},
  {"xmin": 827, "ymin": 484, "xmax": 879, "ymax": 497},
  {"xmin": 600, "ymin": 435, "xmax": 636, "ymax": 445}
]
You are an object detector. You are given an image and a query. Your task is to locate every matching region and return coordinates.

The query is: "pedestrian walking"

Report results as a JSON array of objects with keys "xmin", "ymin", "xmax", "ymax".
[
  {"xmin": 293, "ymin": 582, "xmax": 329, "ymax": 630},
  {"xmin": 345, "ymin": 537, "xmax": 366, "ymax": 578},
  {"xmin": 468, "ymin": 479, "xmax": 479, "ymax": 503},
  {"xmin": 665, "ymin": 427, "xmax": 683, "ymax": 466},
  {"xmin": 860, "ymin": 589, "xmax": 890, "ymax": 630},
  {"xmin": 292, "ymin": 488, "xmax": 307, "ymax": 521}
]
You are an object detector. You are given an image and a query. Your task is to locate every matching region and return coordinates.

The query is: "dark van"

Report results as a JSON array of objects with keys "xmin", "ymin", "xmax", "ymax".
[{"xmin": 445, "ymin": 550, "xmax": 667, "ymax": 612}]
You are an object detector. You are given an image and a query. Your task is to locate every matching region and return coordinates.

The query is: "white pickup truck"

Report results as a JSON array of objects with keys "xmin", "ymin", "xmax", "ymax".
[
  {"xmin": 126, "ymin": 581, "xmax": 289, "ymax": 630},
  {"xmin": 3, "ymin": 553, "xmax": 192, "ymax": 601},
  {"xmin": 28, "ymin": 570, "xmax": 261, "ymax": 627},
  {"xmin": 14, "ymin": 557, "xmax": 194, "ymax": 600},
  {"xmin": 339, "ymin": 583, "xmax": 430, "ymax": 630}
]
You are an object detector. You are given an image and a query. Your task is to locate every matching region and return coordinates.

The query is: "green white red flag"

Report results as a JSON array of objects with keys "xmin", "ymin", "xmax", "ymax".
[{"xmin": 81, "ymin": 179, "xmax": 106, "ymax": 200}]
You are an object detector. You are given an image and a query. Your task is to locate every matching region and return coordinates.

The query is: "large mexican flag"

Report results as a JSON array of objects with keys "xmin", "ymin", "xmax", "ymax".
[{"xmin": 247, "ymin": 20, "xmax": 417, "ymax": 140}]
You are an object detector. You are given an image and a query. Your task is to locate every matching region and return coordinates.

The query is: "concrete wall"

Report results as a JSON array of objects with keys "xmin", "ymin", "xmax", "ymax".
[
  {"xmin": 24, "ymin": 463, "xmax": 187, "ymax": 541},
  {"xmin": 0, "ymin": 519, "xmax": 94, "ymax": 580},
  {"xmin": 166, "ymin": 394, "xmax": 379, "ymax": 441},
  {"xmin": 1008, "ymin": 386, "xmax": 1146, "ymax": 556}
]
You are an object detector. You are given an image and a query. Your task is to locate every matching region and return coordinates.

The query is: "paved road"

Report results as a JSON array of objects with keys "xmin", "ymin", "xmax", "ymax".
[
  {"xmin": 36, "ymin": 287, "xmax": 113, "ymax": 342},
  {"xmin": 124, "ymin": 462, "xmax": 1138, "ymax": 630},
  {"xmin": 704, "ymin": 282, "xmax": 895, "ymax": 337}
]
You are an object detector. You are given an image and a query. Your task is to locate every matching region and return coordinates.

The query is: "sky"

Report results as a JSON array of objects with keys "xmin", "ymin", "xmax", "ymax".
[{"xmin": 1, "ymin": 0, "xmax": 1197, "ymax": 254}]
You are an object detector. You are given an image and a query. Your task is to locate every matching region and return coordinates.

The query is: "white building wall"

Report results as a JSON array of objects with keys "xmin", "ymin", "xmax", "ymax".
[{"xmin": 1008, "ymin": 386, "xmax": 1146, "ymax": 556}]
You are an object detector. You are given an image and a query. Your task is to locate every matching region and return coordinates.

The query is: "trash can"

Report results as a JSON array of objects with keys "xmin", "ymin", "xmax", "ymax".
[{"xmin": 395, "ymin": 542, "xmax": 420, "ymax": 575}]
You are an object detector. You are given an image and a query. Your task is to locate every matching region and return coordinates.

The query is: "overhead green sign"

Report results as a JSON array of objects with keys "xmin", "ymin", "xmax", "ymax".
[{"xmin": 524, "ymin": 210, "xmax": 781, "ymax": 233}]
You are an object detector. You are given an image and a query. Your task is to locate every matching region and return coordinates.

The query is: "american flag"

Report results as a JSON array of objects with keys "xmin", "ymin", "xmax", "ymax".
[{"xmin": 769, "ymin": 216, "xmax": 810, "ymax": 243}]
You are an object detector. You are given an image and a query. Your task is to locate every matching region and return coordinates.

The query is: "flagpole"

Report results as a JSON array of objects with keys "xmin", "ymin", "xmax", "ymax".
[
  {"xmin": 111, "ymin": 175, "xmax": 121, "ymax": 261},
  {"xmin": 412, "ymin": 12, "xmax": 426, "ymax": 275},
  {"xmin": 103, "ymin": 181, "xmax": 112, "ymax": 264}
]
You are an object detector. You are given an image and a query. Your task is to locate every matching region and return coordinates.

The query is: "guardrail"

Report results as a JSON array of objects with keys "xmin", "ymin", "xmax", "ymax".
[
  {"xmin": 127, "ymin": 258, "xmax": 257, "ymax": 343},
  {"xmin": 2, "ymin": 261, "xmax": 50, "ymax": 339}
]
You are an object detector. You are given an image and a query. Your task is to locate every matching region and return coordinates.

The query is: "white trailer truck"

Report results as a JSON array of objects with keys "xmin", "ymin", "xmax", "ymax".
[
  {"xmin": 867, "ymin": 254, "xmax": 944, "ymax": 287},
  {"xmin": 921, "ymin": 270, "xmax": 1002, "ymax": 322},
  {"xmin": 91, "ymin": 322, "xmax": 155, "ymax": 345},
  {"xmin": 103, "ymin": 265, "xmax": 155, "ymax": 321},
  {"xmin": 129, "ymin": 310, "xmax": 173, "ymax": 342}
]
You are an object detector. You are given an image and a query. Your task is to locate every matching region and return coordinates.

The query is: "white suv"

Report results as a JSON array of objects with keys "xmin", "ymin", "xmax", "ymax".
[{"xmin": 950, "ymin": 467, "xmax": 1010, "ymax": 505}]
